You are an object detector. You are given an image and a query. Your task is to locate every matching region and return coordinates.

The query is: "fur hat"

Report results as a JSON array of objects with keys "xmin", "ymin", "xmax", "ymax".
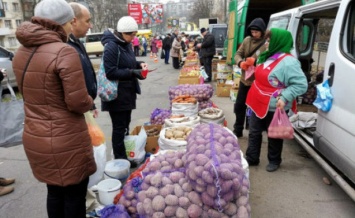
[
  {"xmin": 200, "ymin": 28, "xmax": 207, "ymax": 34},
  {"xmin": 34, "ymin": 0, "xmax": 74, "ymax": 25},
  {"xmin": 116, "ymin": 16, "xmax": 138, "ymax": 33}
]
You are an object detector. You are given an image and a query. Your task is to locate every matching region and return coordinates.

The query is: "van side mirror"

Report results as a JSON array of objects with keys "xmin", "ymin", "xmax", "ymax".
[{"xmin": 9, "ymin": 52, "xmax": 14, "ymax": 61}]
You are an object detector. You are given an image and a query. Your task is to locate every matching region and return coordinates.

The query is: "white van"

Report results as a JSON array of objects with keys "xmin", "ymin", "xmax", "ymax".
[{"xmin": 268, "ymin": 0, "xmax": 355, "ymax": 199}]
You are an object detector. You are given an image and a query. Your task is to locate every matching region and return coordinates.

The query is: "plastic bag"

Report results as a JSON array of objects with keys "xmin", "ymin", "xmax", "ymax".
[
  {"xmin": 313, "ymin": 79, "xmax": 333, "ymax": 112},
  {"xmin": 200, "ymin": 67, "xmax": 209, "ymax": 79},
  {"xmin": 268, "ymin": 108, "xmax": 294, "ymax": 139},
  {"xmin": 124, "ymin": 127, "xmax": 147, "ymax": 164},
  {"xmin": 245, "ymin": 65, "xmax": 255, "ymax": 80},
  {"xmin": 0, "ymin": 79, "xmax": 24, "ymax": 147},
  {"xmin": 88, "ymin": 143, "xmax": 107, "ymax": 188},
  {"xmin": 84, "ymin": 112, "xmax": 105, "ymax": 146},
  {"xmin": 171, "ymin": 102, "xmax": 199, "ymax": 117}
]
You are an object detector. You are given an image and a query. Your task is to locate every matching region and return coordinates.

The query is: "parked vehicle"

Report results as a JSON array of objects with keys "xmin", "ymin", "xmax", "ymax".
[
  {"xmin": 84, "ymin": 32, "xmax": 104, "ymax": 57},
  {"xmin": 0, "ymin": 46, "xmax": 15, "ymax": 89},
  {"xmin": 209, "ymin": 24, "xmax": 227, "ymax": 56},
  {"xmin": 224, "ymin": 0, "xmax": 318, "ymax": 65},
  {"xmin": 269, "ymin": 0, "xmax": 355, "ymax": 200}
]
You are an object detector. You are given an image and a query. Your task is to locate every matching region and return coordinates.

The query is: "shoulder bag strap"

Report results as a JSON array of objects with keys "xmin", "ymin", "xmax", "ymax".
[
  {"xmin": 247, "ymin": 40, "xmax": 265, "ymax": 58},
  {"xmin": 21, "ymin": 47, "xmax": 38, "ymax": 101}
]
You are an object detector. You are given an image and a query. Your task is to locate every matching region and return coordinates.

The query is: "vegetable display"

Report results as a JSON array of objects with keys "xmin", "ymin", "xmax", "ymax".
[
  {"xmin": 169, "ymin": 84, "xmax": 214, "ymax": 109},
  {"xmin": 172, "ymin": 95, "xmax": 197, "ymax": 104},
  {"xmin": 150, "ymin": 108, "xmax": 172, "ymax": 125},
  {"xmin": 115, "ymin": 124, "xmax": 251, "ymax": 218}
]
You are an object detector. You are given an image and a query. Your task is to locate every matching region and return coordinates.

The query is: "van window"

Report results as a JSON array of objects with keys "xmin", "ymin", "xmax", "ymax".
[
  {"xmin": 86, "ymin": 34, "xmax": 103, "ymax": 43},
  {"xmin": 269, "ymin": 15, "xmax": 291, "ymax": 30},
  {"xmin": 343, "ymin": 2, "xmax": 355, "ymax": 59}
]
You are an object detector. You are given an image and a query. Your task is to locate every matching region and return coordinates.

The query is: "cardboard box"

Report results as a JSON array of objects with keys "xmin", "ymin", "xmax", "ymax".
[
  {"xmin": 230, "ymin": 87, "xmax": 239, "ymax": 102},
  {"xmin": 216, "ymin": 82, "xmax": 232, "ymax": 97},
  {"xmin": 217, "ymin": 72, "xmax": 233, "ymax": 80},
  {"xmin": 178, "ymin": 76, "xmax": 200, "ymax": 85},
  {"xmin": 130, "ymin": 125, "xmax": 162, "ymax": 154}
]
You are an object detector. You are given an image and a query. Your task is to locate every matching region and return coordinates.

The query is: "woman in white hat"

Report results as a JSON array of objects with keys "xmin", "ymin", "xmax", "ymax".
[
  {"xmin": 100, "ymin": 16, "xmax": 148, "ymax": 167},
  {"xmin": 12, "ymin": 0, "xmax": 95, "ymax": 217}
]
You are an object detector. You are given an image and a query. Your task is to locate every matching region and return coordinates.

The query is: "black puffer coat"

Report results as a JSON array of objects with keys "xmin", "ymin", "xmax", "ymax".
[{"xmin": 100, "ymin": 30, "xmax": 143, "ymax": 112}]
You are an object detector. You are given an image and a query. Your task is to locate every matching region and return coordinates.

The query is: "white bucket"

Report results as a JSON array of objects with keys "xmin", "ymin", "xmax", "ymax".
[
  {"xmin": 104, "ymin": 159, "xmax": 130, "ymax": 181},
  {"xmin": 97, "ymin": 179, "xmax": 122, "ymax": 205}
]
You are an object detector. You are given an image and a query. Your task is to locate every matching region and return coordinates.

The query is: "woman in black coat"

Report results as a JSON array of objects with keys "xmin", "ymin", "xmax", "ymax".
[{"xmin": 101, "ymin": 16, "xmax": 148, "ymax": 166}]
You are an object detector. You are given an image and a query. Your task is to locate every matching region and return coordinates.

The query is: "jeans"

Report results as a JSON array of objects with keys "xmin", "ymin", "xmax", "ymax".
[
  {"xmin": 172, "ymin": 57, "xmax": 180, "ymax": 69},
  {"xmin": 164, "ymin": 48, "xmax": 170, "ymax": 64},
  {"xmin": 143, "ymin": 43, "xmax": 147, "ymax": 56},
  {"xmin": 134, "ymin": 46, "xmax": 140, "ymax": 56},
  {"xmin": 246, "ymin": 111, "xmax": 284, "ymax": 165},
  {"xmin": 233, "ymin": 81, "xmax": 251, "ymax": 134},
  {"xmin": 203, "ymin": 56, "xmax": 213, "ymax": 80},
  {"xmin": 47, "ymin": 177, "xmax": 89, "ymax": 218},
  {"xmin": 109, "ymin": 110, "xmax": 132, "ymax": 159}
]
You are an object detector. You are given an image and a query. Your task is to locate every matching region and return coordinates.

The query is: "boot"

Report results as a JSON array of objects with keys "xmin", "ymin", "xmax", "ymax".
[
  {"xmin": 0, "ymin": 178, "xmax": 15, "ymax": 186},
  {"xmin": 0, "ymin": 186, "xmax": 14, "ymax": 196}
]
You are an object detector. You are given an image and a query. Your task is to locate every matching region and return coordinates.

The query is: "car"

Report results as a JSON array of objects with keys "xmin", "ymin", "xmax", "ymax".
[
  {"xmin": 84, "ymin": 32, "xmax": 104, "ymax": 57},
  {"xmin": 0, "ymin": 46, "xmax": 15, "ymax": 89}
]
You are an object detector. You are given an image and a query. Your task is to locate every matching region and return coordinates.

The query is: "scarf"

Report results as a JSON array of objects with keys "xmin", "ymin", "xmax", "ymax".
[{"xmin": 257, "ymin": 28, "xmax": 293, "ymax": 64}]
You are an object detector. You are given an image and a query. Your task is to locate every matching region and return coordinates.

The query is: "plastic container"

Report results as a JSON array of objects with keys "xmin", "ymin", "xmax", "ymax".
[
  {"xmin": 97, "ymin": 179, "xmax": 122, "ymax": 205},
  {"xmin": 141, "ymin": 69, "xmax": 148, "ymax": 78},
  {"xmin": 104, "ymin": 159, "xmax": 130, "ymax": 182}
]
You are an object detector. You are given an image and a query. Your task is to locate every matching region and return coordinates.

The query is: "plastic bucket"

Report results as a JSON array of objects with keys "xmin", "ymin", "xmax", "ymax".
[
  {"xmin": 97, "ymin": 179, "xmax": 122, "ymax": 205},
  {"xmin": 104, "ymin": 159, "xmax": 130, "ymax": 182}
]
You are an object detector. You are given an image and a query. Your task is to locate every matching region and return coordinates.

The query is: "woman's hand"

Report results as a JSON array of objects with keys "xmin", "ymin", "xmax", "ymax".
[
  {"xmin": 276, "ymin": 98, "xmax": 285, "ymax": 110},
  {"xmin": 140, "ymin": 63, "xmax": 148, "ymax": 70}
]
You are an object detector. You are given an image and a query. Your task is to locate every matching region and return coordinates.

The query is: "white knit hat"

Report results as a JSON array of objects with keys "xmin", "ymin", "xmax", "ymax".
[
  {"xmin": 116, "ymin": 16, "xmax": 138, "ymax": 33},
  {"xmin": 34, "ymin": 0, "xmax": 74, "ymax": 25}
]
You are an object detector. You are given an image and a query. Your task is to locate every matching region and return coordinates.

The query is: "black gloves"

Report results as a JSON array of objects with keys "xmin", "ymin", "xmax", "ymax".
[{"xmin": 131, "ymin": 69, "xmax": 146, "ymax": 80}]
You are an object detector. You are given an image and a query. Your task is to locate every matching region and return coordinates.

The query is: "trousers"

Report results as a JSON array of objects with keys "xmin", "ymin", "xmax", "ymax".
[
  {"xmin": 47, "ymin": 177, "xmax": 89, "ymax": 218},
  {"xmin": 233, "ymin": 81, "xmax": 251, "ymax": 134},
  {"xmin": 246, "ymin": 111, "xmax": 284, "ymax": 165},
  {"xmin": 203, "ymin": 56, "xmax": 213, "ymax": 80},
  {"xmin": 109, "ymin": 110, "xmax": 132, "ymax": 159}
]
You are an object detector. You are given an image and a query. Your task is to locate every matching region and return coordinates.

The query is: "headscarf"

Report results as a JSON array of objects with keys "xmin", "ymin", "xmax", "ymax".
[{"xmin": 257, "ymin": 28, "xmax": 293, "ymax": 64}]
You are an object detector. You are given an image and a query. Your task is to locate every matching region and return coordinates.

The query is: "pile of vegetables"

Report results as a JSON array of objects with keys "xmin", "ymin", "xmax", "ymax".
[
  {"xmin": 183, "ymin": 123, "xmax": 248, "ymax": 213},
  {"xmin": 115, "ymin": 124, "xmax": 251, "ymax": 218},
  {"xmin": 150, "ymin": 108, "xmax": 172, "ymax": 125},
  {"xmin": 172, "ymin": 95, "xmax": 197, "ymax": 104},
  {"xmin": 198, "ymin": 107, "xmax": 225, "ymax": 125},
  {"xmin": 169, "ymin": 84, "xmax": 214, "ymax": 110},
  {"xmin": 164, "ymin": 126, "xmax": 193, "ymax": 141}
]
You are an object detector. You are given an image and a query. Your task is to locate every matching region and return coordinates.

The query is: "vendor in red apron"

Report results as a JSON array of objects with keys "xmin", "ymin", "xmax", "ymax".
[{"xmin": 245, "ymin": 28, "xmax": 307, "ymax": 172}]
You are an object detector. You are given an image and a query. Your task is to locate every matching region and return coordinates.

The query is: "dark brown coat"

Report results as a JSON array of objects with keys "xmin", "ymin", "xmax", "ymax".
[{"xmin": 12, "ymin": 17, "xmax": 96, "ymax": 186}]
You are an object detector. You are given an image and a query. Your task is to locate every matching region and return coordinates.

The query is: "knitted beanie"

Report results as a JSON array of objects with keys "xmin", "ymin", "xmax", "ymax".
[
  {"xmin": 34, "ymin": 0, "xmax": 74, "ymax": 25},
  {"xmin": 116, "ymin": 16, "xmax": 138, "ymax": 33}
]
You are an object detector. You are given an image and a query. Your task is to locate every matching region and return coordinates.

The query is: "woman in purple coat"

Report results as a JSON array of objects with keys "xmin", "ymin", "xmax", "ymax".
[{"xmin": 151, "ymin": 36, "xmax": 158, "ymax": 59}]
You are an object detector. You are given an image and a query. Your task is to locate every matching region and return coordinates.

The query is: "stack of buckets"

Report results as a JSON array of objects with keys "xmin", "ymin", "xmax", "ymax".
[{"xmin": 96, "ymin": 159, "xmax": 130, "ymax": 205}]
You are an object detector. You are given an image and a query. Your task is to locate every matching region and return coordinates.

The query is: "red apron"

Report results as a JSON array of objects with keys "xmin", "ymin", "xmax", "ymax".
[{"xmin": 246, "ymin": 55, "xmax": 290, "ymax": 118}]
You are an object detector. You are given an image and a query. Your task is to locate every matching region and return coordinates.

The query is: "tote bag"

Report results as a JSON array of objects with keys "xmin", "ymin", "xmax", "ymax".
[
  {"xmin": 0, "ymin": 79, "xmax": 24, "ymax": 147},
  {"xmin": 97, "ymin": 47, "xmax": 119, "ymax": 102}
]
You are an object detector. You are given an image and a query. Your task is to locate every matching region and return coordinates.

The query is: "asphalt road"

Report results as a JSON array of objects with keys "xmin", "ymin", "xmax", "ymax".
[{"xmin": 0, "ymin": 54, "xmax": 354, "ymax": 218}]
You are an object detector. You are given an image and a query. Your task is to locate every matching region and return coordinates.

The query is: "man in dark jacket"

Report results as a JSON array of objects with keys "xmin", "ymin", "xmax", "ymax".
[
  {"xmin": 197, "ymin": 27, "xmax": 216, "ymax": 82},
  {"xmin": 68, "ymin": 2, "xmax": 98, "ymax": 117},
  {"xmin": 162, "ymin": 33, "xmax": 171, "ymax": 64}
]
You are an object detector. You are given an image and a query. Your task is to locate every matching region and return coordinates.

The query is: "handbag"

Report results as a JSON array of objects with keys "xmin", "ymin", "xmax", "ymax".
[
  {"xmin": 97, "ymin": 47, "xmax": 120, "ymax": 102},
  {"xmin": 160, "ymin": 49, "xmax": 165, "ymax": 59},
  {"xmin": 268, "ymin": 108, "xmax": 294, "ymax": 139}
]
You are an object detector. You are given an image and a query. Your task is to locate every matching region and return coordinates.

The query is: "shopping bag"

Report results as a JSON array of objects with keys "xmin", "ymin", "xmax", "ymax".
[
  {"xmin": 268, "ymin": 108, "xmax": 294, "ymax": 139},
  {"xmin": 160, "ymin": 49, "xmax": 165, "ymax": 59},
  {"xmin": 97, "ymin": 47, "xmax": 119, "ymax": 102},
  {"xmin": 245, "ymin": 65, "xmax": 255, "ymax": 80},
  {"xmin": 313, "ymin": 79, "xmax": 333, "ymax": 112},
  {"xmin": 84, "ymin": 112, "xmax": 105, "ymax": 146},
  {"xmin": 88, "ymin": 142, "xmax": 107, "ymax": 188},
  {"xmin": 0, "ymin": 79, "xmax": 24, "ymax": 147},
  {"xmin": 124, "ymin": 126, "xmax": 147, "ymax": 164}
]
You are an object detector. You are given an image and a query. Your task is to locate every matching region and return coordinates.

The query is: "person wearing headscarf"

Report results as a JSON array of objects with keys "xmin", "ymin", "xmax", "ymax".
[
  {"xmin": 245, "ymin": 28, "xmax": 307, "ymax": 172},
  {"xmin": 233, "ymin": 18, "xmax": 267, "ymax": 138},
  {"xmin": 100, "ymin": 16, "xmax": 148, "ymax": 167},
  {"xmin": 12, "ymin": 0, "xmax": 95, "ymax": 216},
  {"xmin": 170, "ymin": 35, "xmax": 182, "ymax": 69}
]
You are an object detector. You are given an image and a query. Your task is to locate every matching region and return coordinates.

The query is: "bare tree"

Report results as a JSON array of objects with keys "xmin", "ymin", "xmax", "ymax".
[{"xmin": 188, "ymin": 0, "xmax": 215, "ymax": 26}]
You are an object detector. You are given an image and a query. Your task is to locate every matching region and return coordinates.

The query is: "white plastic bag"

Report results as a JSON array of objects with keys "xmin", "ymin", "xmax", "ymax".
[
  {"xmin": 171, "ymin": 102, "xmax": 199, "ymax": 117},
  {"xmin": 88, "ymin": 143, "xmax": 107, "ymax": 188},
  {"xmin": 124, "ymin": 127, "xmax": 147, "ymax": 163},
  {"xmin": 164, "ymin": 116, "xmax": 200, "ymax": 128}
]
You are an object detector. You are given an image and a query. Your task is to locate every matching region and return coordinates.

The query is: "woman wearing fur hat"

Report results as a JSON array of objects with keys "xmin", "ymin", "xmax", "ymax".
[
  {"xmin": 12, "ymin": 0, "xmax": 95, "ymax": 217},
  {"xmin": 233, "ymin": 18, "xmax": 267, "ymax": 138},
  {"xmin": 100, "ymin": 16, "xmax": 148, "ymax": 166}
]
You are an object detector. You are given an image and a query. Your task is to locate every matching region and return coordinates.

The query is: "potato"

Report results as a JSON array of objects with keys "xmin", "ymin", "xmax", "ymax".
[
  {"xmin": 187, "ymin": 204, "xmax": 203, "ymax": 218},
  {"xmin": 152, "ymin": 195, "xmax": 166, "ymax": 211},
  {"xmin": 175, "ymin": 207, "xmax": 188, "ymax": 218},
  {"xmin": 164, "ymin": 206, "xmax": 178, "ymax": 217},
  {"xmin": 165, "ymin": 194, "xmax": 179, "ymax": 206}
]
